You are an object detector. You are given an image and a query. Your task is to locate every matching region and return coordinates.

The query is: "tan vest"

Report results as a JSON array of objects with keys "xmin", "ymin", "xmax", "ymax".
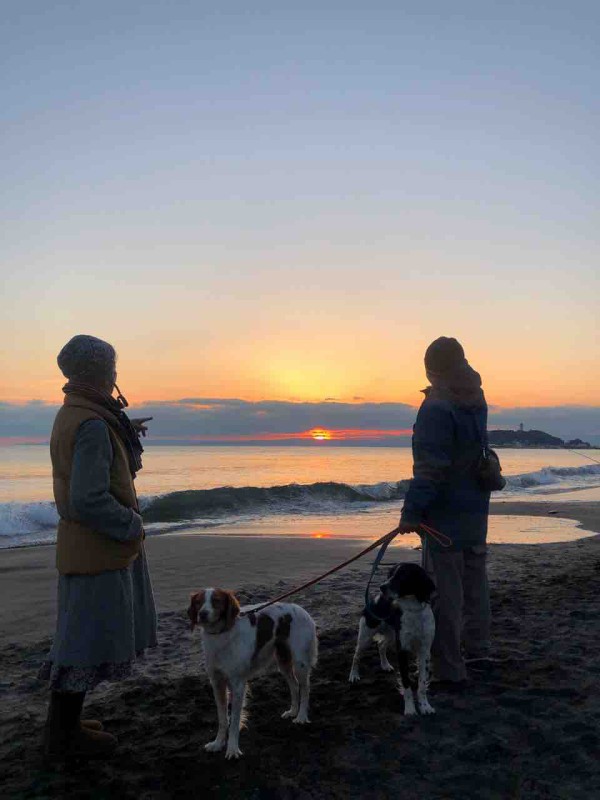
[{"xmin": 51, "ymin": 394, "xmax": 142, "ymax": 575}]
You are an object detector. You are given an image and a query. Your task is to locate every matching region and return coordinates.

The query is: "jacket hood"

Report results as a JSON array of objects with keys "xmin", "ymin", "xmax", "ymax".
[{"xmin": 422, "ymin": 361, "xmax": 486, "ymax": 411}]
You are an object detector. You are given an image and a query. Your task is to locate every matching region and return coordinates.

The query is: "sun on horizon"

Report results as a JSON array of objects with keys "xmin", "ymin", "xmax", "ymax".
[{"xmin": 309, "ymin": 428, "xmax": 332, "ymax": 441}]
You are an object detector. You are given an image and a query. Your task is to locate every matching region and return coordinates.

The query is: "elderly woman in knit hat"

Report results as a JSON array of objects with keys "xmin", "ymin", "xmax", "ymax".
[
  {"xmin": 397, "ymin": 337, "xmax": 492, "ymax": 689},
  {"xmin": 39, "ymin": 334, "xmax": 157, "ymax": 759}
]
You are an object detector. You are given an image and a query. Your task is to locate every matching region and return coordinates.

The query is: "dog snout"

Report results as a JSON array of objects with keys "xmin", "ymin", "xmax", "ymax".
[{"xmin": 198, "ymin": 609, "xmax": 209, "ymax": 623}]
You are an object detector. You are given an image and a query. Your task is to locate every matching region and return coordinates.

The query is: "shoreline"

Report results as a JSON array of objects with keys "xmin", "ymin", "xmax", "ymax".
[
  {"xmin": 1, "ymin": 501, "xmax": 599, "ymax": 649},
  {"xmin": 489, "ymin": 499, "xmax": 600, "ymax": 535},
  {"xmin": 2, "ymin": 495, "xmax": 600, "ymax": 552}
]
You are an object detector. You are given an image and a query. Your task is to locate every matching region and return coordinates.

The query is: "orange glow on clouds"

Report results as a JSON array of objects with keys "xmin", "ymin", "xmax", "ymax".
[{"xmin": 151, "ymin": 428, "xmax": 413, "ymax": 442}]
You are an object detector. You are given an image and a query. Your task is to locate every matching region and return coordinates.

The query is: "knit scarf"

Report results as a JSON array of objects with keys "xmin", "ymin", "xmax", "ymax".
[{"xmin": 63, "ymin": 382, "xmax": 144, "ymax": 476}]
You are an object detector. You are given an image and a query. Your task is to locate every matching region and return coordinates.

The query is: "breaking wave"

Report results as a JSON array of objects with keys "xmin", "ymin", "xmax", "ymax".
[
  {"xmin": 141, "ymin": 480, "xmax": 412, "ymax": 523},
  {"xmin": 504, "ymin": 463, "xmax": 600, "ymax": 491},
  {"xmin": 0, "ymin": 481, "xmax": 410, "ymax": 544},
  {"xmin": 1, "ymin": 463, "xmax": 598, "ymax": 545},
  {"xmin": 0, "ymin": 501, "xmax": 59, "ymax": 536}
]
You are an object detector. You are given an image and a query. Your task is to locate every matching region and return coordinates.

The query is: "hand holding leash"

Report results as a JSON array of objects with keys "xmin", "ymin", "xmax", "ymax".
[
  {"xmin": 397, "ymin": 517, "xmax": 453, "ymax": 547},
  {"xmin": 396, "ymin": 521, "xmax": 420, "ymax": 534}
]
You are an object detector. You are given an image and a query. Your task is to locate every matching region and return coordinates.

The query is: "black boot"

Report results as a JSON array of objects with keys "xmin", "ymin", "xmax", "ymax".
[{"xmin": 43, "ymin": 691, "xmax": 117, "ymax": 760}]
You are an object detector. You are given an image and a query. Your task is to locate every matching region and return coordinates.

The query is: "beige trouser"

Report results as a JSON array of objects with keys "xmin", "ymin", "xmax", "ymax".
[{"xmin": 422, "ymin": 541, "xmax": 491, "ymax": 681}]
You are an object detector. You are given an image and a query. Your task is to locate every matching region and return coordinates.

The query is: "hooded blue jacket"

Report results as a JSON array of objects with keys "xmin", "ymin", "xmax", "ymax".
[{"xmin": 401, "ymin": 387, "xmax": 490, "ymax": 551}]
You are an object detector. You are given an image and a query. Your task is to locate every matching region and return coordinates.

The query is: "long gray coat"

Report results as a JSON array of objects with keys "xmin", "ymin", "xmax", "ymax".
[{"xmin": 40, "ymin": 419, "xmax": 157, "ymax": 691}]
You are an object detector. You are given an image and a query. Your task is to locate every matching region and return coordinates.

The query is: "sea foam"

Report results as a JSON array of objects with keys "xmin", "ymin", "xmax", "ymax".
[
  {"xmin": 1, "ymin": 464, "xmax": 598, "ymax": 545},
  {"xmin": 504, "ymin": 463, "xmax": 600, "ymax": 491}
]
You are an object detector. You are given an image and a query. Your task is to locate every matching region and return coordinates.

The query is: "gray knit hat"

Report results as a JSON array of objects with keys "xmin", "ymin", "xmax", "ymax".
[{"xmin": 57, "ymin": 334, "xmax": 116, "ymax": 384}]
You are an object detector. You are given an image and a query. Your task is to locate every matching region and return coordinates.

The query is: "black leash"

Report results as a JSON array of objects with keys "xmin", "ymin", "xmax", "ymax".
[
  {"xmin": 363, "ymin": 522, "xmax": 451, "ymax": 622},
  {"xmin": 363, "ymin": 529, "xmax": 399, "ymax": 622},
  {"xmin": 244, "ymin": 526, "xmax": 401, "ymax": 616}
]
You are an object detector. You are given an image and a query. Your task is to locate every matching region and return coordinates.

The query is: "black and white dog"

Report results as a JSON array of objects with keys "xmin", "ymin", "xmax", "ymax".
[{"xmin": 348, "ymin": 563, "xmax": 436, "ymax": 715}]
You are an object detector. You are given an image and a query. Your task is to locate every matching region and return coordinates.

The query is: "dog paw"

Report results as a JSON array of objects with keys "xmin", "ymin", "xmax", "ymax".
[
  {"xmin": 225, "ymin": 745, "xmax": 243, "ymax": 760},
  {"xmin": 204, "ymin": 739, "xmax": 225, "ymax": 753},
  {"xmin": 348, "ymin": 671, "xmax": 360, "ymax": 683},
  {"xmin": 403, "ymin": 697, "xmax": 417, "ymax": 716},
  {"xmin": 293, "ymin": 713, "xmax": 310, "ymax": 724},
  {"xmin": 380, "ymin": 662, "xmax": 395, "ymax": 673},
  {"xmin": 419, "ymin": 700, "xmax": 436, "ymax": 715},
  {"xmin": 281, "ymin": 709, "xmax": 298, "ymax": 719}
]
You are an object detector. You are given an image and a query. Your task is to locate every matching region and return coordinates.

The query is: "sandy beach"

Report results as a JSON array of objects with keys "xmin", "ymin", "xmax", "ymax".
[{"xmin": 2, "ymin": 501, "xmax": 600, "ymax": 798}]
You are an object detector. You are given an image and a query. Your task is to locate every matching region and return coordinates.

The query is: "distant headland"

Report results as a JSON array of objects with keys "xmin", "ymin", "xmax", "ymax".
[{"xmin": 488, "ymin": 424, "xmax": 592, "ymax": 449}]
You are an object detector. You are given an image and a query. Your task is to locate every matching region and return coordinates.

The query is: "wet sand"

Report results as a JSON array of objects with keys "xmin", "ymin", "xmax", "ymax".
[
  {"xmin": 1, "ymin": 502, "xmax": 600, "ymax": 798},
  {"xmin": 490, "ymin": 497, "xmax": 600, "ymax": 536},
  {"xmin": 1, "ymin": 501, "xmax": 599, "ymax": 647}
]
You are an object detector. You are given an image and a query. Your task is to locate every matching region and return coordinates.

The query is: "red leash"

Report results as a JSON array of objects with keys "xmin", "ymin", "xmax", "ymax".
[
  {"xmin": 419, "ymin": 522, "xmax": 453, "ymax": 548},
  {"xmin": 243, "ymin": 527, "xmax": 401, "ymax": 615},
  {"xmin": 242, "ymin": 521, "xmax": 453, "ymax": 616}
]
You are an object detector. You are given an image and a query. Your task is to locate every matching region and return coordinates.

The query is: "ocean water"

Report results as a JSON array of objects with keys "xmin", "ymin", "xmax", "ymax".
[{"xmin": 1, "ymin": 445, "xmax": 599, "ymax": 549}]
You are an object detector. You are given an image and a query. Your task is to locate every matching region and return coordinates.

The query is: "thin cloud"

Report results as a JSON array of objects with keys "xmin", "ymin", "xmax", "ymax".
[{"xmin": 0, "ymin": 399, "xmax": 598, "ymax": 444}]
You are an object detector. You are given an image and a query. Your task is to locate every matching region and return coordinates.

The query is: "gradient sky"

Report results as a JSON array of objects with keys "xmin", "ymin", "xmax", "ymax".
[{"xmin": 2, "ymin": 2, "xmax": 599, "ymax": 420}]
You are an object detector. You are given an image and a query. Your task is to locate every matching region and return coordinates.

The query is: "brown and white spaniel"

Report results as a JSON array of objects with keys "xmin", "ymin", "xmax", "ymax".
[{"xmin": 188, "ymin": 588, "xmax": 318, "ymax": 759}]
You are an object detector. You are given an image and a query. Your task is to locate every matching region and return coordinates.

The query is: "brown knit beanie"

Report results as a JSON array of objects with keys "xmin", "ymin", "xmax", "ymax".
[{"xmin": 424, "ymin": 337, "xmax": 466, "ymax": 374}]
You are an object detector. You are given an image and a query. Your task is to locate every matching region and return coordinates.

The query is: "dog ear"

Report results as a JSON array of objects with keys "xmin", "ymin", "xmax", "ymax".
[
  {"xmin": 223, "ymin": 590, "xmax": 241, "ymax": 630},
  {"xmin": 415, "ymin": 572, "xmax": 436, "ymax": 603},
  {"xmin": 187, "ymin": 591, "xmax": 203, "ymax": 631}
]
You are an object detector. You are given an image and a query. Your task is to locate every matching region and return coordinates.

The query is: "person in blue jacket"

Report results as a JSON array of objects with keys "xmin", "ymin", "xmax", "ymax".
[{"xmin": 397, "ymin": 337, "xmax": 491, "ymax": 687}]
